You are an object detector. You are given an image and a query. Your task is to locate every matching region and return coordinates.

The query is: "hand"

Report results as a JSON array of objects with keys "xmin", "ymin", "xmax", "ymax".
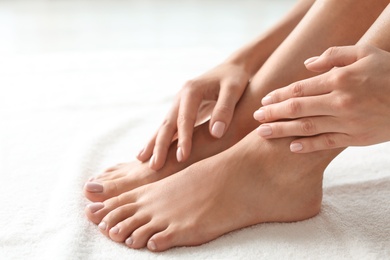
[
  {"xmin": 139, "ymin": 62, "xmax": 250, "ymax": 170},
  {"xmin": 253, "ymin": 45, "xmax": 390, "ymax": 153}
]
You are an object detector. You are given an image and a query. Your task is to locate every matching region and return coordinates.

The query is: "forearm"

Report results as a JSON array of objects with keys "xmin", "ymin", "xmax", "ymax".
[
  {"xmin": 358, "ymin": 4, "xmax": 390, "ymax": 52},
  {"xmin": 226, "ymin": 0, "xmax": 315, "ymax": 76}
]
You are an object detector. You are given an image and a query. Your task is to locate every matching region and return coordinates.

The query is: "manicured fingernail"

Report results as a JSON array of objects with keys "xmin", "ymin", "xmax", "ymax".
[
  {"xmin": 87, "ymin": 202, "xmax": 104, "ymax": 213},
  {"xmin": 98, "ymin": 221, "xmax": 107, "ymax": 230},
  {"xmin": 257, "ymin": 125, "xmax": 272, "ymax": 136},
  {"xmin": 125, "ymin": 237, "xmax": 133, "ymax": 246},
  {"xmin": 304, "ymin": 56, "xmax": 319, "ymax": 65},
  {"xmin": 261, "ymin": 96, "xmax": 273, "ymax": 106},
  {"xmin": 290, "ymin": 142, "xmax": 303, "ymax": 152},
  {"xmin": 137, "ymin": 148, "xmax": 144, "ymax": 158},
  {"xmin": 211, "ymin": 121, "xmax": 225, "ymax": 138},
  {"xmin": 176, "ymin": 147, "xmax": 183, "ymax": 162},
  {"xmin": 110, "ymin": 226, "xmax": 120, "ymax": 234},
  {"xmin": 149, "ymin": 154, "xmax": 155, "ymax": 168},
  {"xmin": 148, "ymin": 240, "xmax": 157, "ymax": 251},
  {"xmin": 84, "ymin": 182, "xmax": 103, "ymax": 193},
  {"xmin": 253, "ymin": 109, "xmax": 265, "ymax": 121}
]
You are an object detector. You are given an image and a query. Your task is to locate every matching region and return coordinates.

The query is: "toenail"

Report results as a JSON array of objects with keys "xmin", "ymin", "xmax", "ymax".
[
  {"xmin": 253, "ymin": 109, "xmax": 265, "ymax": 121},
  {"xmin": 110, "ymin": 226, "xmax": 120, "ymax": 234},
  {"xmin": 147, "ymin": 240, "xmax": 157, "ymax": 251},
  {"xmin": 98, "ymin": 221, "xmax": 107, "ymax": 230},
  {"xmin": 125, "ymin": 237, "xmax": 133, "ymax": 246},
  {"xmin": 211, "ymin": 121, "xmax": 226, "ymax": 138},
  {"xmin": 257, "ymin": 125, "xmax": 272, "ymax": 136},
  {"xmin": 84, "ymin": 182, "xmax": 103, "ymax": 193},
  {"xmin": 87, "ymin": 202, "xmax": 104, "ymax": 213}
]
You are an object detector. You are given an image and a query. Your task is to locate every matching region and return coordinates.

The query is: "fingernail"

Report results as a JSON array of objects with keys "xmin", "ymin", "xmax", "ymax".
[
  {"xmin": 261, "ymin": 96, "xmax": 273, "ymax": 106},
  {"xmin": 176, "ymin": 147, "xmax": 183, "ymax": 162},
  {"xmin": 257, "ymin": 125, "xmax": 272, "ymax": 136},
  {"xmin": 148, "ymin": 240, "xmax": 157, "ymax": 251},
  {"xmin": 290, "ymin": 142, "xmax": 303, "ymax": 152},
  {"xmin": 98, "ymin": 221, "xmax": 107, "ymax": 230},
  {"xmin": 149, "ymin": 154, "xmax": 155, "ymax": 168},
  {"xmin": 253, "ymin": 109, "xmax": 265, "ymax": 121},
  {"xmin": 304, "ymin": 56, "xmax": 319, "ymax": 65},
  {"xmin": 110, "ymin": 226, "xmax": 120, "ymax": 234},
  {"xmin": 211, "ymin": 121, "xmax": 226, "ymax": 138},
  {"xmin": 84, "ymin": 182, "xmax": 103, "ymax": 193},
  {"xmin": 125, "ymin": 237, "xmax": 133, "ymax": 246},
  {"xmin": 87, "ymin": 202, "xmax": 104, "ymax": 213},
  {"xmin": 88, "ymin": 176, "xmax": 95, "ymax": 182},
  {"xmin": 137, "ymin": 148, "xmax": 144, "ymax": 158}
]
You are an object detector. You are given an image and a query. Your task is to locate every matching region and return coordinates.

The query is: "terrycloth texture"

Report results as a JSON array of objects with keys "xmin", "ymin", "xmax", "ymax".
[{"xmin": 1, "ymin": 49, "xmax": 390, "ymax": 260}]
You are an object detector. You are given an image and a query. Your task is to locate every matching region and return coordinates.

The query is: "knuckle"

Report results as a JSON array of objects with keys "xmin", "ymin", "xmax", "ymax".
[
  {"xmin": 300, "ymin": 119, "xmax": 316, "ymax": 135},
  {"xmin": 215, "ymin": 103, "xmax": 233, "ymax": 117},
  {"xmin": 286, "ymin": 100, "xmax": 301, "ymax": 117},
  {"xmin": 323, "ymin": 46, "xmax": 339, "ymax": 59},
  {"xmin": 161, "ymin": 118, "xmax": 175, "ymax": 129},
  {"xmin": 323, "ymin": 134, "xmax": 337, "ymax": 148},
  {"xmin": 291, "ymin": 82, "xmax": 305, "ymax": 98},
  {"xmin": 331, "ymin": 93, "xmax": 354, "ymax": 111}
]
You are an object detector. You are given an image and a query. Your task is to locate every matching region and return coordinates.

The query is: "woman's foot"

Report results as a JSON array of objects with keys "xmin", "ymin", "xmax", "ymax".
[
  {"xmin": 84, "ymin": 114, "xmax": 256, "ymax": 202},
  {"xmin": 85, "ymin": 131, "xmax": 339, "ymax": 251}
]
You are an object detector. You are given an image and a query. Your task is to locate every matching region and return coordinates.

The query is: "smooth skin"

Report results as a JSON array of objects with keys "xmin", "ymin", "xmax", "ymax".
[
  {"xmin": 138, "ymin": 0, "xmax": 315, "ymax": 170},
  {"xmin": 255, "ymin": 4, "xmax": 390, "ymax": 153},
  {"xmin": 85, "ymin": 0, "xmax": 389, "ymax": 252}
]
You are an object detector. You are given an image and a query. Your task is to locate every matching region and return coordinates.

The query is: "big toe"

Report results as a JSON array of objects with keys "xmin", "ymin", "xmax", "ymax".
[{"xmin": 83, "ymin": 177, "xmax": 139, "ymax": 202}]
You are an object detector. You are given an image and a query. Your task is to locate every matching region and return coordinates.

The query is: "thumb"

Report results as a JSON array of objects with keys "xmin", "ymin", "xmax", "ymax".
[{"xmin": 304, "ymin": 46, "xmax": 360, "ymax": 72}]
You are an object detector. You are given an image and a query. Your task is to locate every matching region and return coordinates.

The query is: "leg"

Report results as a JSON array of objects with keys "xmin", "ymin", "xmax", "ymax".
[{"xmin": 84, "ymin": 0, "xmax": 387, "ymax": 202}]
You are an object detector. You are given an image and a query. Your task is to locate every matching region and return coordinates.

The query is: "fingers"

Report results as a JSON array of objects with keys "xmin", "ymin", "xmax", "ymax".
[
  {"xmin": 256, "ymin": 116, "xmax": 340, "ymax": 139},
  {"xmin": 288, "ymin": 133, "xmax": 352, "ymax": 153},
  {"xmin": 255, "ymin": 95, "xmax": 333, "ymax": 123},
  {"xmin": 176, "ymin": 89, "xmax": 203, "ymax": 162},
  {"xmin": 261, "ymin": 74, "xmax": 330, "ymax": 106},
  {"xmin": 304, "ymin": 46, "xmax": 361, "ymax": 72},
  {"xmin": 138, "ymin": 102, "xmax": 180, "ymax": 171},
  {"xmin": 209, "ymin": 80, "xmax": 245, "ymax": 138}
]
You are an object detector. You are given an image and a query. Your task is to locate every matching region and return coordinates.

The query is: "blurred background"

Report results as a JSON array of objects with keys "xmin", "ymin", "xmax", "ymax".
[
  {"xmin": 0, "ymin": 0, "xmax": 294, "ymax": 113},
  {"xmin": 0, "ymin": 0, "xmax": 293, "ymax": 54}
]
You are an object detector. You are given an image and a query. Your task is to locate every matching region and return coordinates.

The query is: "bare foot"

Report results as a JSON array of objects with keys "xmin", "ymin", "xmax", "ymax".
[
  {"xmin": 83, "ymin": 117, "xmax": 255, "ymax": 202},
  {"xmin": 85, "ymin": 131, "xmax": 339, "ymax": 251}
]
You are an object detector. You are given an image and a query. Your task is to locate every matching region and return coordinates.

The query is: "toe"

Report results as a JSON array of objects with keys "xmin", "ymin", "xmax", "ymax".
[
  {"xmin": 85, "ymin": 191, "xmax": 138, "ymax": 224},
  {"xmin": 147, "ymin": 226, "xmax": 178, "ymax": 252},
  {"xmin": 84, "ymin": 177, "xmax": 139, "ymax": 202},
  {"xmin": 126, "ymin": 221, "xmax": 167, "ymax": 249}
]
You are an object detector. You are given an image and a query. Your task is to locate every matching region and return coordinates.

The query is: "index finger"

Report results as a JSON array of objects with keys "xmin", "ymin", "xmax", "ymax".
[{"xmin": 261, "ymin": 73, "xmax": 331, "ymax": 106}]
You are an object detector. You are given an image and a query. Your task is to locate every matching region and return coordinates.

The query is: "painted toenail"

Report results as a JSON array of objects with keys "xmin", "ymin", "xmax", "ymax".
[
  {"xmin": 84, "ymin": 182, "xmax": 103, "ymax": 193},
  {"xmin": 98, "ymin": 221, "xmax": 107, "ymax": 230},
  {"xmin": 290, "ymin": 142, "xmax": 303, "ymax": 152},
  {"xmin": 257, "ymin": 125, "xmax": 272, "ymax": 136},
  {"xmin": 147, "ymin": 240, "xmax": 157, "ymax": 251},
  {"xmin": 253, "ymin": 109, "xmax": 265, "ymax": 121},
  {"xmin": 110, "ymin": 226, "xmax": 120, "ymax": 234},
  {"xmin": 176, "ymin": 147, "xmax": 183, "ymax": 162},
  {"xmin": 87, "ymin": 202, "xmax": 104, "ymax": 213},
  {"xmin": 125, "ymin": 237, "xmax": 133, "ymax": 246}
]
